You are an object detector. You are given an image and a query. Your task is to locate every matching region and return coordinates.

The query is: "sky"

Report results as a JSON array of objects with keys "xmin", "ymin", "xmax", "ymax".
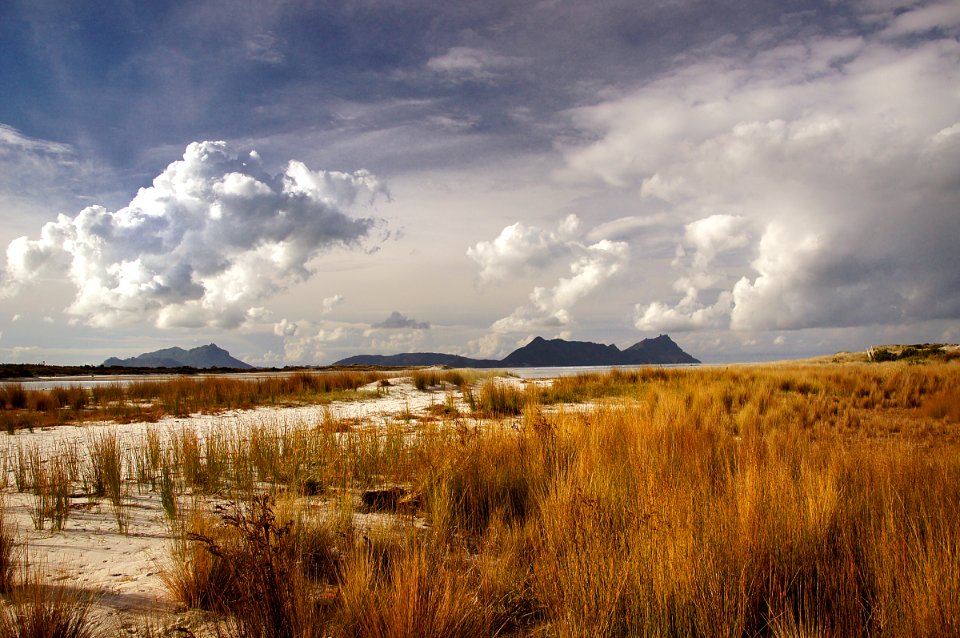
[{"xmin": 1, "ymin": 0, "xmax": 959, "ymax": 366}]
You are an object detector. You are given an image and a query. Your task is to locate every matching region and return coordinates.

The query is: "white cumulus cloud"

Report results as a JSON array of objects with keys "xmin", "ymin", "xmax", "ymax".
[
  {"xmin": 491, "ymin": 237, "xmax": 629, "ymax": 334},
  {"xmin": 470, "ymin": 215, "xmax": 629, "ymax": 334},
  {"xmin": 1, "ymin": 141, "xmax": 386, "ymax": 329},
  {"xmin": 467, "ymin": 214, "xmax": 580, "ymax": 285}
]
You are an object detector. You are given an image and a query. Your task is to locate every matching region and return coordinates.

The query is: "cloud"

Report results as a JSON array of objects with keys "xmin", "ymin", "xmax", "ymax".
[
  {"xmin": 426, "ymin": 47, "xmax": 522, "ymax": 83},
  {"xmin": 0, "ymin": 125, "xmax": 94, "ymax": 211},
  {"xmin": 470, "ymin": 214, "xmax": 629, "ymax": 334},
  {"xmin": 492, "ymin": 238, "xmax": 629, "ymax": 334},
  {"xmin": 1, "ymin": 142, "xmax": 386, "ymax": 329},
  {"xmin": 320, "ymin": 294, "xmax": 345, "ymax": 314},
  {"xmin": 282, "ymin": 325, "xmax": 349, "ymax": 362},
  {"xmin": 467, "ymin": 214, "xmax": 580, "ymax": 285},
  {"xmin": 584, "ymin": 214, "xmax": 670, "ymax": 243},
  {"xmin": 635, "ymin": 214, "xmax": 750, "ymax": 331},
  {"xmin": 244, "ymin": 31, "xmax": 285, "ymax": 64},
  {"xmin": 371, "ymin": 311, "xmax": 430, "ymax": 330},
  {"xmin": 880, "ymin": 1, "xmax": 960, "ymax": 36},
  {"xmin": 566, "ymin": 33, "xmax": 960, "ymax": 332},
  {"xmin": 0, "ymin": 125, "xmax": 74, "ymax": 157}
]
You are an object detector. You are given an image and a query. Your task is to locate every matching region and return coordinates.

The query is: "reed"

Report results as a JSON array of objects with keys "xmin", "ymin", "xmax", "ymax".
[{"xmin": 88, "ymin": 431, "xmax": 128, "ymax": 533}]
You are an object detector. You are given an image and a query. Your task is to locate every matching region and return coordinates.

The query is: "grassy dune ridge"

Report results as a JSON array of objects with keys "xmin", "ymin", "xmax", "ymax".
[
  {"xmin": 0, "ymin": 371, "xmax": 394, "ymax": 431},
  {"xmin": 0, "ymin": 362, "xmax": 958, "ymax": 636}
]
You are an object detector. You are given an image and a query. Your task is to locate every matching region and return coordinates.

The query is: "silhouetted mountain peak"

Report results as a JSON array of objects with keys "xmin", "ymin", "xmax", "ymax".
[
  {"xmin": 622, "ymin": 334, "xmax": 699, "ymax": 364},
  {"xmin": 335, "ymin": 334, "xmax": 698, "ymax": 368},
  {"xmin": 103, "ymin": 344, "xmax": 252, "ymax": 369}
]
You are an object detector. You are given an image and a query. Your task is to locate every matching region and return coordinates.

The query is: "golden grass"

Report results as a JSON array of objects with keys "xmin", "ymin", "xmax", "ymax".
[
  {"xmin": 0, "ymin": 570, "xmax": 96, "ymax": 638},
  {"xmin": 0, "ymin": 370, "xmax": 392, "ymax": 431},
  {"xmin": 4, "ymin": 360, "xmax": 960, "ymax": 636}
]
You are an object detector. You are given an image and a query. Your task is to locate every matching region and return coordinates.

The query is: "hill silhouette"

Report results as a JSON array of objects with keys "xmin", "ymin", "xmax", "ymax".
[
  {"xmin": 103, "ymin": 344, "xmax": 252, "ymax": 369},
  {"xmin": 335, "ymin": 334, "xmax": 698, "ymax": 367}
]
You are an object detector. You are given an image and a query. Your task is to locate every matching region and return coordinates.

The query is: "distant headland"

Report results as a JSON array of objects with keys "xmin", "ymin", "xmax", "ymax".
[
  {"xmin": 335, "ymin": 334, "xmax": 700, "ymax": 368},
  {"xmin": 103, "ymin": 343, "xmax": 253, "ymax": 369}
]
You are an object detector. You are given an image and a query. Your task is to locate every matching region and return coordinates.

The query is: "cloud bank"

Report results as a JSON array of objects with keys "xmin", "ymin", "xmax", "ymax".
[
  {"xmin": 2, "ymin": 142, "xmax": 385, "ymax": 329},
  {"xmin": 564, "ymin": 21, "xmax": 960, "ymax": 332}
]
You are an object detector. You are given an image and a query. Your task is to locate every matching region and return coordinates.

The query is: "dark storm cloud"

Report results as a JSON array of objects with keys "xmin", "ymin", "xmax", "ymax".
[{"xmin": 1, "ymin": 0, "xmax": 870, "ymax": 177}]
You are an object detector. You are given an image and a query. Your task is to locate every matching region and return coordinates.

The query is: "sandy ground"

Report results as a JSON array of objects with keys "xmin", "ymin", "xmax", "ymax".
[{"xmin": 0, "ymin": 375, "xmax": 527, "ymax": 635}]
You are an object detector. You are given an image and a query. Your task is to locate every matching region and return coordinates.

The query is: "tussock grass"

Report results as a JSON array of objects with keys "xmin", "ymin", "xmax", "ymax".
[
  {"xmin": 88, "ymin": 431, "xmax": 128, "ymax": 533},
  {"xmin": 0, "ymin": 500, "xmax": 17, "ymax": 594},
  {"xmin": 0, "ymin": 571, "xmax": 96, "ymax": 638},
  {"xmin": 6, "ymin": 361, "xmax": 960, "ymax": 636},
  {"xmin": 161, "ymin": 506, "xmax": 237, "ymax": 612},
  {"xmin": 465, "ymin": 379, "xmax": 535, "ymax": 417},
  {"xmin": 413, "ymin": 368, "xmax": 499, "ymax": 392},
  {"xmin": 336, "ymin": 534, "xmax": 489, "ymax": 638}
]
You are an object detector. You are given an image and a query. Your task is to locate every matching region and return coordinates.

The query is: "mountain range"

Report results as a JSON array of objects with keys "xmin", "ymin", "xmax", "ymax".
[
  {"xmin": 103, "ymin": 344, "xmax": 253, "ymax": 369},
  {"xmin": 335, "ymin": 334, "xmax": 699, "ymax": 368}
]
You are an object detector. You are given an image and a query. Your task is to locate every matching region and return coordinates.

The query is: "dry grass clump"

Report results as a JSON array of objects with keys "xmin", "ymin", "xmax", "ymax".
[
  {"xmin": 0, "ymin": 508, "xmax": 96, "ymax": 637},
  {"xmin": 0, "ymin": 502, "xmax": 17, "ymax": 594},
  {"xmin": 413, "ymin": 368, "xmax": 501, "ymax": 392},
  {"xmin": 0, "ymin": 571, "xmax": 96, "ymax": 638},
  {"xmin": 464, "ymin": 379, "xmax": 536, "ymax": 417},
  {"xmin": 337, "ymin": 534, "xmax": 489, "ymax": 638},
  {"xmin": 161, "ymin": 506, "xmax": 237, "ymax": 612}
]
